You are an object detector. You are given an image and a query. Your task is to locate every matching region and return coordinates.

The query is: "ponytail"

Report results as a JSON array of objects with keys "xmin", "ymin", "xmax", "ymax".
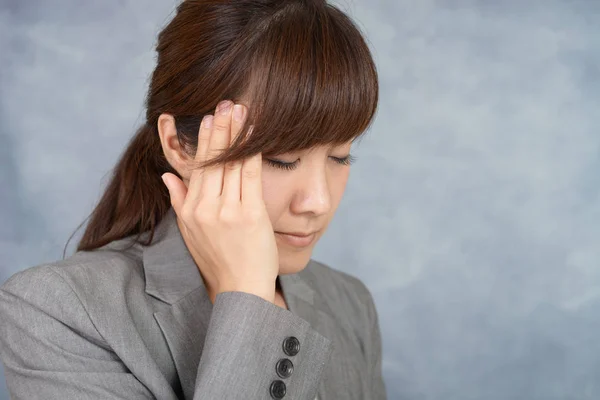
[{"xmin": 65, "ymin": 123, "xmax": 175, "ymax": 257}]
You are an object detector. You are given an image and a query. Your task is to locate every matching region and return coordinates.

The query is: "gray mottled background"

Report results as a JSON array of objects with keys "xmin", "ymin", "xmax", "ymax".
[{"xmin": 1, "ymin": 0, "xmax": 599, "ymax": 399}]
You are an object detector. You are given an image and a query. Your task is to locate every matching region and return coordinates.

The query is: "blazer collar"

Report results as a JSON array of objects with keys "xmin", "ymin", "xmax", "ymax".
[{"xmin": 141, "ymin": 206, "xmax": 318, "ymax": 308}]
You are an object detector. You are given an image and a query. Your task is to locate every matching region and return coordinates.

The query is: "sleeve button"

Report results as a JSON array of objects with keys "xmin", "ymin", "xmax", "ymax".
[
  {"xmin": 270, "ymin": 380, "xmax": 287, "ymax": 399},
  {"xmin": 282, "ymin": 336, "xmax": 300, "ymax": 356},
  {"xmin": 276, "ymin": 358, "xmax": 294, "ymax": 378}
]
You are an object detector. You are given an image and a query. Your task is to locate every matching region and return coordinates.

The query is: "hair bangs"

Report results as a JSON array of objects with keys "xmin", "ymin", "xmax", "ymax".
[
  {"xmin": 239, "ymin": 4, "xmax": 378, "ymax": 158},
  {"xmin": 185, "ymin": 1, "xmax": 379, "ymax": 170}
]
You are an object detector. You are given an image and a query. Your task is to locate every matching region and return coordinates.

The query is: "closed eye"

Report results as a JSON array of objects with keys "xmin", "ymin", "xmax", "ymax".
[
  {"xmin": 265, "ymin": 154, "xmax": 356, "ymax": 171},
  {"xmin": 333, "ymin": 154, "xmax": 356, "ymax": 166},
  {"xmin": 265, "ymin": 159, "xmax": 297, "ymax": 171}
]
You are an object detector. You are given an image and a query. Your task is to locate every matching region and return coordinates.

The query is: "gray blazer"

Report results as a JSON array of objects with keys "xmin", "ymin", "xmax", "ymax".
[{"xmin": 0, "ymin": 208, "xmax": 386, "ymax": 400}]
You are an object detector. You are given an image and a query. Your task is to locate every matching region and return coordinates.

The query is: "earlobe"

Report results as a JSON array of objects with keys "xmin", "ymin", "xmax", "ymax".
[{"xmin": 157, "ymin": 113, "xmax": 192, "ymax": 181}]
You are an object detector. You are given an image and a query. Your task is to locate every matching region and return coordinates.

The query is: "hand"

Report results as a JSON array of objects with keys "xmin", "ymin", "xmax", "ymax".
[{"xmin": 161, "ymin": 100, "xmax": 279, "ymax": 304}]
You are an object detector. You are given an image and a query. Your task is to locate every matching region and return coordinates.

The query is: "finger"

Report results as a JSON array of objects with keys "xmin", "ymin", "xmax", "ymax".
[
  {"xmin": 201, "ymin": 100, "xmax": 233, "ymax": 199},
  {"xmin": 221, "ymin": 104, "xmax": 247, "ymax": 204},
  {"xmin": 161, "ymin": 172, "xmax": 188, "ymax": 216},
  {"xmin": 186, "ymin": 114, "xmax": 214, "ymax": 198},
  {"xmin": 241, "ymin": 150, "xmax": 264, "ymax": 206}
]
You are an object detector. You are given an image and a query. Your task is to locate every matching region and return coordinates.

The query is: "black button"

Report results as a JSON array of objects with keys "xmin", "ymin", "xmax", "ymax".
[
  {"xmin": 276, "ymin": 358, "xmax": 294, "ymax": 378},
  {"xmin": 270, "ymin": 380, "xmax": 287, "ymax": 399},
  {"xmin": 282, "ymin": 336, "xmax": 300, "ymax": 356}
]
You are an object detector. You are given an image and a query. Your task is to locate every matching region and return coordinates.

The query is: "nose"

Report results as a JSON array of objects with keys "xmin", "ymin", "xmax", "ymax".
[{"xmin": 290, "ymin": 168, "xmax": 332, "ymax": 217}]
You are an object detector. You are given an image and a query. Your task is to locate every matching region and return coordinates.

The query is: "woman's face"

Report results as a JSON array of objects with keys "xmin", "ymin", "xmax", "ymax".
[
  {"xmin": 262, "ymin": 142, "xmax": 353, "ymax": 275},
  {"xmin": 159, "ymin": 113, "xmax": 353, "ymax": 275}
]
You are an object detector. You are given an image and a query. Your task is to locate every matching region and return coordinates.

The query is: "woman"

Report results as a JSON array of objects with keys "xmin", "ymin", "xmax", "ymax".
[{"xmin": 0, "ymin": 0, "xmax": 385, "ymax": 399}]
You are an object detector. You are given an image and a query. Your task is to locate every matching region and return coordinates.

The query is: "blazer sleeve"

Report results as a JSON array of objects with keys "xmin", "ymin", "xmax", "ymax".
[
  {"xmin": 0, "ymin": 266, "xmax": 157, "ymax": 400},
  {"xmin": 0, "ymin": 266, "xmax": 334, "ymax": 400},
  {"xmin": 195, "ymin": 290, "xmax": 333, "ymax": 399}
]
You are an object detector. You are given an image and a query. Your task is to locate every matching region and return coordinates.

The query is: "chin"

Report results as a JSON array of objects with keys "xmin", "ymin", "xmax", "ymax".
[{"xmin": 277, "ymin": 250, "xmax": 312, "ymax": 275}]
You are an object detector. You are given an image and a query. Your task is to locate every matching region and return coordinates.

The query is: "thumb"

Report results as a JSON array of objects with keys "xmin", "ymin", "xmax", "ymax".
[{"xmin": 161, "ymin": 173, "xmax": 187, "ymax": 215}]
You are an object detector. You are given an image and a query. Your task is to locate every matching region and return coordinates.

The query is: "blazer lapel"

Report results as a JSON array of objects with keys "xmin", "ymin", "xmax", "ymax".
[
  {"xmin": 141, "ymin": 207, "xmax": 337, "ymax": 400},
  {"xmin": 142, "ymin": 208, "xmax": 212, "ymax": 400}
]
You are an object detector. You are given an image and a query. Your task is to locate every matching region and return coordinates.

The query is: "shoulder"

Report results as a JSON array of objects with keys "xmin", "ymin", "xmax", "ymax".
[
  {"xmin": 304, "ymin": 259, "xmax": 374, "ymax": 302},
  {"xmin": 0, "ymin": 237, "xmax": 146, "ymax": 318},
  {"xmin": 302, "ymin": 259, "xmax": 378, "ymax": 321},
  {"xmin": 301, "ymin": 259, "xmax": 382, "ymax": 358}
]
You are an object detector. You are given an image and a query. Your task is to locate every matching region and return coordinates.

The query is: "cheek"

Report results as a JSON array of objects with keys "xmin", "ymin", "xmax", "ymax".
[
  {"xmin": 330, "ymin": 169, "xmax": 351, "ymax": 205},
  {"xmin": 261, "ymin": 171, "xmax": 289, "ymax": 225}
]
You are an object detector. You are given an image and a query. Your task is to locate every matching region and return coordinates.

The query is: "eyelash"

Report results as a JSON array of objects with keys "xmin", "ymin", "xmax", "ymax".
[{"xmin": 265, "ymin": 155, "xmax": 356, "ymax": 171}]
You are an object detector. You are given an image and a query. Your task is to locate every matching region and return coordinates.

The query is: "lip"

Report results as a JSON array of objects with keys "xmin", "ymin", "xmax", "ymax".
[
  {"xmin": 275, "ymin": 231, "xmax": 317, "ymax": 247},
  {"xmin": 279, "ymin": 231, "xmax": 316, "ymax": 237}
]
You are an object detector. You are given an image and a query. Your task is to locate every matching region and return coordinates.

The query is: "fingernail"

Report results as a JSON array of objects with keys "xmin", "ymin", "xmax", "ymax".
[
  {"xmin": 202, "ymin": 114, "xmax": 213, "ymax": 129},
  {"xmin": 233, "ymin": 104, "xmax": 246, "ymax": 122},
  {"xmin": 161, "ymin": 174, "xmax": 168, "ymax": 188},
  {"xmin": 217, "ymin": 100, "xmax": 232, "ymax": 115}
]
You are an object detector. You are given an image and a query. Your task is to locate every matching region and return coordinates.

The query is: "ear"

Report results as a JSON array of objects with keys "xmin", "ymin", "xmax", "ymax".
[{"xmin": 157, "ymin": 113, "xmax": 192, "ymax": 186}]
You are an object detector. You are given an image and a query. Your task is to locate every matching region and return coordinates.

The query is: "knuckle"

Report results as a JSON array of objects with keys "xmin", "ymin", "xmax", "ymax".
[
  {"xmin": 243, "ymin": 168, "xmax": 258, "ymax": 179},
  {"xmin": 243, "ymin": 207, "xmax": 263, "ymax": 223},
  {"xmin": 207, "ymin": 149, "xmax": 224, "ymax": 160},
  {"xmin": 193, "ymin": 206, "xmax": 213, "ymax": 224},
  {"xmin": 197, "ymin": 136, "xmax": 211, "ymax": 147},
  {"xmin": 218, "ymin": 207, "xmax": 239, "ymax": 224},
  {"xmin": 212, "ymin": 121, "xmax": 230, "ymax": 132},
  {"xmin": 180, "ymin": 204, "xmax": 195, "ymax": 222},
  {"xmin": 225, "ymin": 160, "xmax": 241, "ymax": 171}
]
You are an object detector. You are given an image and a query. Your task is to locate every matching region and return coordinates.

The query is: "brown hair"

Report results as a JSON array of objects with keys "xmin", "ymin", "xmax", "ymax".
[{"xmin": 66, "ymin": 0, "xmax": 379, "ymax": 257}]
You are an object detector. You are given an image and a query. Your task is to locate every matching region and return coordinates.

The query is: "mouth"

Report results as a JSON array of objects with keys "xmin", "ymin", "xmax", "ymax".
[{"xmin": 275, "ymin": 231, "xmax": 317, "ymax": 247}]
